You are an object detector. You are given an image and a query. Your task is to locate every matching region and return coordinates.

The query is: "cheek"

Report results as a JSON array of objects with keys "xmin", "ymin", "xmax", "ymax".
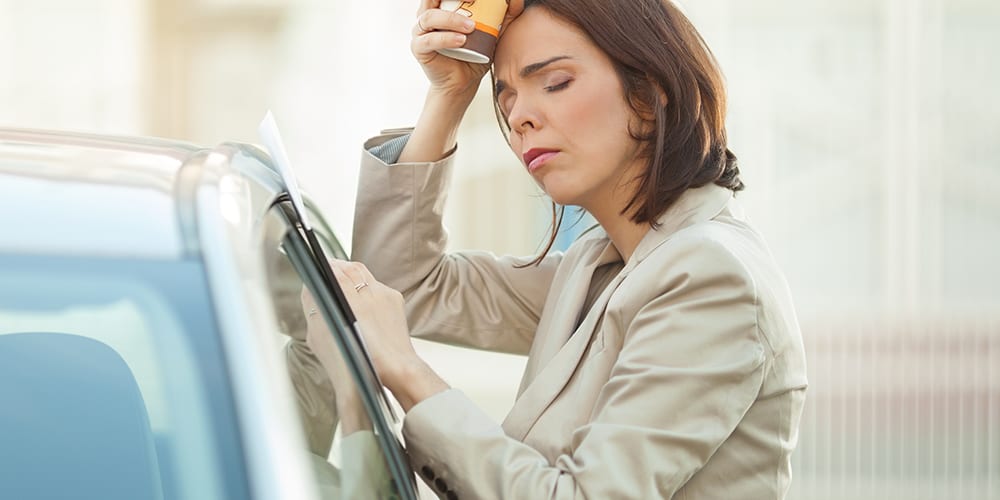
[
  {"xmin": 555, "ymin": 83, "xmax": 627, "ymax": 145},
  {"xmin": 558, "ymin": 99, "xmax": 595, "ymax": 135}
]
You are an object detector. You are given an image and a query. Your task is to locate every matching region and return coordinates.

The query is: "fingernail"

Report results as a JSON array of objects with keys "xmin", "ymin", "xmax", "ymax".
[
  {"xmin": 455, "ymin": 33, "xmax": 467, "ymax": 44},
  {"xmin": 463, "ymin": 19, "xmax": 475, "ymax": 31}
]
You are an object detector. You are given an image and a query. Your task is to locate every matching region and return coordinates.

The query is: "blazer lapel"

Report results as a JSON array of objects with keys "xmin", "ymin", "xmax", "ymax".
[
  {"xmin": 515, "ymin": 238, "xmax": 615, "ymax": 392},
  {"xmin": 503, "ymin": 243, "xmax": 626, "ymax": 441}
]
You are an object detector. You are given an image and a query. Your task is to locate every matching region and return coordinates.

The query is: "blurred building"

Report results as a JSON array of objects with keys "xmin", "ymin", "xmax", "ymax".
[{"xmin": 1, "ymin": 0, "xmax": 997, "ymax": 498}]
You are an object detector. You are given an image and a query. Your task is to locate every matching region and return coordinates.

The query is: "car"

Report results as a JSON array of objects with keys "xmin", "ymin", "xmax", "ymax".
[{"xmin": 0, "ymin": 127, "xmax": 418, "ymax": 500}]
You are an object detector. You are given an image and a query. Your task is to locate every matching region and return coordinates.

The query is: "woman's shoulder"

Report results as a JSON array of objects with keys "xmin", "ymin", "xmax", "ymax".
[
  {"xmin": 640, "ymin": 191, "xmax": 772, "ymax": 269},
  {"xmin": 625, "ymin": 195, "xmax": 790, "ymax": 306},
  {"xmin": 632, "ymin": 203, "xmax": 799, "ymax": 330},
  {"xmin": 638, "ymin": 223, "xmax": 759, "ymax": 292}
]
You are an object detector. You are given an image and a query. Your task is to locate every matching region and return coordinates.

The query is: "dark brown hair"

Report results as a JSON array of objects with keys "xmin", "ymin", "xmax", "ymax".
[{"xmin": 493, "ymin": 0, "xmax": 743, "ymax": 265}]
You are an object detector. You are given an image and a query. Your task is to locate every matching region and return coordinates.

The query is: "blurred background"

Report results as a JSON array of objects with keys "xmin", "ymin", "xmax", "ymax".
[{"xmin": 1, "ymin": 0, "xmax": 996, "ymax": 498}]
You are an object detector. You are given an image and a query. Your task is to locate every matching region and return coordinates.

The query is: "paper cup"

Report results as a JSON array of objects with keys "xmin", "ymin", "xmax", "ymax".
[{"xmin": 437, "ymin": 0, "xmax": 509, "ymax": 64}]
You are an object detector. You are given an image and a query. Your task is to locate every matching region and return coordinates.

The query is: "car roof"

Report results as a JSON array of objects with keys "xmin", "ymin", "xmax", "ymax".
[{"xmin": 0, "ymin": 127, "xmax": 284, "ymax": 259}]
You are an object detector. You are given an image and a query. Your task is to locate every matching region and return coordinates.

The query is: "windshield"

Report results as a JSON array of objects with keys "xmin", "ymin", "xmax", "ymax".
[{"xmin": 0, "ymin": 254, "xmax": 248, "ymax": 500}]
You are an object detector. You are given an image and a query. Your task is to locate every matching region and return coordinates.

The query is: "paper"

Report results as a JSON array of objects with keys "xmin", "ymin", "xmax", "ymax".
[{"xmin": 257, "ymin": 111, "xmax": 312, "ymax": 230}]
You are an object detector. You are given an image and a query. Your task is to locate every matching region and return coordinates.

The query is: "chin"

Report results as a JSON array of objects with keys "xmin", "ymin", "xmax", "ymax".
[
  {"xmin": 542, "ymin": 189, "xmax": 581, "ymax": 208},
  {"xmin": 537, "ymin": 173, "xmax": 588, "ymax": 207}
]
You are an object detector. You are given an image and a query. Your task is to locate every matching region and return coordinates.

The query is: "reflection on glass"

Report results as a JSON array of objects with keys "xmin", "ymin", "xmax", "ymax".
[{"xmin": 260, "ymin": 211, "xmax": 399, "ymax": 499}]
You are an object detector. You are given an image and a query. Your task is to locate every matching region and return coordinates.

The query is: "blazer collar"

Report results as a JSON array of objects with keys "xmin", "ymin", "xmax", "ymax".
[
  {"xmin": 502, "ymin": 184, "xmax": 735, "ymax": 441},
  {"xmin": 627, "ymin": 184, "xmax": 735, "ymax": 269}
]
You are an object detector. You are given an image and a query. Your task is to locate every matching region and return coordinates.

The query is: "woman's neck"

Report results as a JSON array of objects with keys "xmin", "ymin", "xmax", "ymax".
[
  {"xmin": 581, "ymin": 161, "xmax": 651, "ymax": 262},
  {"xmin": 588, "ymin": 206, "xmax": 648, "ymax": 263}
]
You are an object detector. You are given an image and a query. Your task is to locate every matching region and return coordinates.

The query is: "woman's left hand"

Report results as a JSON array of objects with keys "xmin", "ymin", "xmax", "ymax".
[
  {"xmin": 318, "ymin": 259, "xmax": 450, "ymax": 411},
  {"xmin": 326, "ymin": 260, "xmax": 420, "ymax": 389}
]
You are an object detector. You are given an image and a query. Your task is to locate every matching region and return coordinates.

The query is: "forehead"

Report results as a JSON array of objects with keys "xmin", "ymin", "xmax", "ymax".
[{"xmin": 494, "ymin": 7, "xmax": 594, "ymax": 74}]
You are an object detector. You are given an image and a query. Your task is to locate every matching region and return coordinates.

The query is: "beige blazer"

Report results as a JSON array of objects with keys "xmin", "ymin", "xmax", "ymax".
[{"xmin": 352, "ymin": 131, "xmax": 808, "ymax": 499}]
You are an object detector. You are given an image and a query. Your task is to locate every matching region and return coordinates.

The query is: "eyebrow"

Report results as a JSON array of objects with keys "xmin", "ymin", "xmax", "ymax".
[{"xmin": 495, "ymin": 55, "xmax": 572, "ymax": 94}]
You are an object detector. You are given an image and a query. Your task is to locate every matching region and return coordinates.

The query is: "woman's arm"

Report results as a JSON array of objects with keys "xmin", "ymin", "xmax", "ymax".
[
  {"xmin": 351, "ymin": 2, "xmax": 544, "ymax": 353},
  {"xmin": 353, "ymin": 131, "xmax": 560, "ymax": 354},
  {"xmin": 398, "ymin": 0, "xmax": 525, "ymax": 162}
]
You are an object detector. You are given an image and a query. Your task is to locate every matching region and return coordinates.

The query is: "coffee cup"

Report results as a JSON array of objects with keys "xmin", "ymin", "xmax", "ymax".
[{"xmin": 437, "ymin": 0, "xmax": 509, "ymax": 64}]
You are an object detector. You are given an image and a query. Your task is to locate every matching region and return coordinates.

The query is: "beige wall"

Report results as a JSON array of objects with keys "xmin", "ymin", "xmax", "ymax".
[{"xmin": 0, "ymin": 0, "xmax": 146, "ymax": 132}]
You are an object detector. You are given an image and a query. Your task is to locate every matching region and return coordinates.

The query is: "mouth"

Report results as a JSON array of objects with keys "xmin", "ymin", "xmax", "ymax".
[{"xmin": 522, "ymin": 148, "xmax": 560, "ymax": 172}]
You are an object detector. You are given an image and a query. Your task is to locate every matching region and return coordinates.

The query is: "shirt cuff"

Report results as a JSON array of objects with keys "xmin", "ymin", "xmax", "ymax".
[{"xmin": 367, "ymin": 134, "xmax": 410, "ymax": 165}]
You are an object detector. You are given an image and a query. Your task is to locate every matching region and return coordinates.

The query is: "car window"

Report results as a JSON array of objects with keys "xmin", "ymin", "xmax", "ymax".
[
  {"xmin": 0, "ymin": 255, "xmax": 248, "ymax": 500},
  {"xmin": 258, "ymin": 203, "xmax": 412, "ymax": 499}
]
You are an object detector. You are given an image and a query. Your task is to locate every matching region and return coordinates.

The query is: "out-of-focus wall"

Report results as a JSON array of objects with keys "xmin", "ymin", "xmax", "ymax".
[
  {"xmin": 0, "ymin": 0, "xmax": 146, "ymax": 133},
  {"xmin": 686, "ymin": 0, "xmax": 1000, "ymax": 318},
  {"xmin": 1, "ymin": 1, "xmax": 997, "ymax": 498}
]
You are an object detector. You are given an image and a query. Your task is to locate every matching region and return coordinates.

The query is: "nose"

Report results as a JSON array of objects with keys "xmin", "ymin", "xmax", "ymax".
[{"xmin": 507, "ymin": 96, "xmax": 540, "ymax": 134}]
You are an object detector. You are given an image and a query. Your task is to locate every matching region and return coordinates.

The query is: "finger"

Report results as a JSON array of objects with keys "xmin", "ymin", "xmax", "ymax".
[
  {"xmin": 412, "ymin": 30, "xmax": 469, "ymax": 58},
  {"xmin": 421, "ymin": 0, "xmax": 477, "ymax": 10},
  {"xmin": 329, "ymin": 261, "xmax": 364, "ymax": 298},
  {"xmin": 332, "ymin": 260, "xmax": 375, "ymax": 294},
  {"xmin": 417, "ymin": 0, "xmax": 438, "ymax": 16},
  {"xmin": 300, "ymin": 286, "xmax": 317, "ymax": 311},
  {"xmin": 413, "ymin": 9, "xmax": 476, "ymax": 36},
  {"xmin": 300, "ymin": 288, "xmax": 314, "ymax": 309},
  {"xmin": 348, "ymin": 262, "xmax": 378, "ymax": 286},
  {"xmin": 346, "ymin": 265, "xmax": 379, "ymax": 295}
]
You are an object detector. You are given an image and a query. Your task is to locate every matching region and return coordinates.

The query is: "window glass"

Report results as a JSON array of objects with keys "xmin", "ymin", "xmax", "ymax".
[
  {"xmin": 258, "ymin": 206, "xmax": 403, "ymax": 499},
  {"xmin": 0, "ymin": 255, "xmax": 248, "ymax": 500}
]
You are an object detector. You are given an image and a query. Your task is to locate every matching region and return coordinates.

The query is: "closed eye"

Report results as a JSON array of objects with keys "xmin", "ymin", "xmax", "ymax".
[{"xmin": 545, "ymin": 80, "xmax": 571, "ymax": 92}]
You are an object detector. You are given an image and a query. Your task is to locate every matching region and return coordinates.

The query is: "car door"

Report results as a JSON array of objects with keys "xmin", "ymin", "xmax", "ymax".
[{"xmin": 257, "ymin": 199, "xmax": 417, "ymax": 500}]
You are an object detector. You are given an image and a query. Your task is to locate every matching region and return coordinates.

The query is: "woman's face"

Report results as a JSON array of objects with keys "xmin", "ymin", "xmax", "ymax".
[{"xmin": 493, "ymin": 7, "xmax": 645, "ymax": 215}]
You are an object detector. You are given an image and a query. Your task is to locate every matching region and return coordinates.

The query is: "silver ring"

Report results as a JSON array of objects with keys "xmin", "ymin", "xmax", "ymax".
[{"xmin": 354, "ymin": 281, "xmax": 369, "ymax": 292}]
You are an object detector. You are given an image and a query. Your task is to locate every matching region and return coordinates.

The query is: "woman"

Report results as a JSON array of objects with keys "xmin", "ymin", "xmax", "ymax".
[{"xmin": 309, "ymin": 0, "xmax": 808, "ymax": 497}]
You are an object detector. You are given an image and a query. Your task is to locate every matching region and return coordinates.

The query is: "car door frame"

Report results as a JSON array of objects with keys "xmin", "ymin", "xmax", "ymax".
[{"xmin": 272, "ymin": 199, "xmax": 418, "ymax": 500}]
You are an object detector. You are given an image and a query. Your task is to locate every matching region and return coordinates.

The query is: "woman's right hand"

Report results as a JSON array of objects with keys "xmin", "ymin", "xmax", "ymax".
[
  {"xmin": 400, "ymin": 1, "xmax": 523, "ymax": 163},
  {"xmin": 412, "ymin": 1, "xmax": 488, "ymax": 98}
]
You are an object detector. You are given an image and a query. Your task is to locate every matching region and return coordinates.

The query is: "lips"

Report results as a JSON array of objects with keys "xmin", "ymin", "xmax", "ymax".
[{"xmin": 522, "ymin": 148, "xmax": 560, "ymax": 172}]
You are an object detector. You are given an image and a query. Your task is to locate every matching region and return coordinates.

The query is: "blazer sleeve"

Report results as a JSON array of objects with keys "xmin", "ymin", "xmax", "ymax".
[
  {"xmin": 400, "ymin": 236, "xmax": 768, "ymax": 499},
  {"xmin": 350, "ymin": 131, "xmax": 560, "ymax": 354}
]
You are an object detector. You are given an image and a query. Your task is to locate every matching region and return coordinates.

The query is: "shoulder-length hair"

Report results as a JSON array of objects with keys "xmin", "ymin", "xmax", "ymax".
[{"xmin": 492, "ymin": 0, "xmax": 743, "ymax": 265}]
